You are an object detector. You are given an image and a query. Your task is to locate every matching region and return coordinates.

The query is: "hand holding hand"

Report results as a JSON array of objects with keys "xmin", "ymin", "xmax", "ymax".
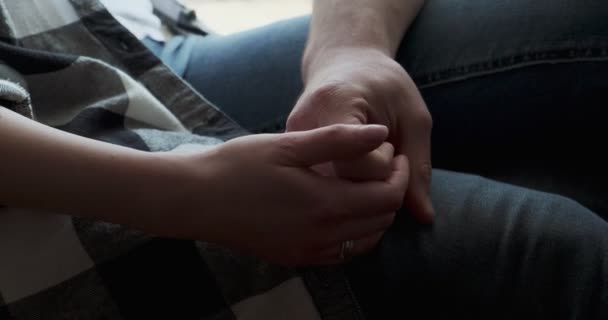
[
  {"xmin": 159, "ymin": 124, "xmax": 409, "ymax": 266},
  {"xmin": 288, "ymin": 47, "xmax": 434, "ymax": 223}
]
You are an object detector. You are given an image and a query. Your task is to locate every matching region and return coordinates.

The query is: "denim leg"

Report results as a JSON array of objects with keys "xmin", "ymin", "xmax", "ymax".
[
  {"xmin": 398, "ymin": 0, "xmax": 608, "ymax": 217},
  {"xmin": 180, "ymin": 17, "xmax": 309, "ymax": 134},
  {"xmin": 141, "ymin": 36, "xmax": 197, "ymax": 77},
  {"xmin": 343, "ymin": 1, "xmax": 608, "ymax": 317},
  {"xmin": 347, "ymin": 169, "xmax": 608, "ymax": 319}
]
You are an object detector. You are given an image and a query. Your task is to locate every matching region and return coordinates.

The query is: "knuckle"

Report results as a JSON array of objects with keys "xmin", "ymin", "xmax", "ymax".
[
  {"xmin": 324, "ymin": 124, "xmax": 345, "ymax": 137},
  {"xmin": 275, "ymin": 135, "xmax": 299, "ymax": 162},
  {"xmin": 309, "ymin": 83, "xmax": 369, "ymax": 118},
  {"xmin": 349, "ymin": 96, "xmax": 372, "ymax": 111},
  {"xmin": 323, "ymin": 124, "xmax": 353, "ymax": 143},
  {"xmin": 309, "ymin": 82, "xmax": 344, "ymax": 107},
  {"xmin": 412, "ymin": 109, "xmax": 434, "ymax": 133},
  {"xmin": 285, "ymin": 112, "xmax": 307, "ymax": 131}
]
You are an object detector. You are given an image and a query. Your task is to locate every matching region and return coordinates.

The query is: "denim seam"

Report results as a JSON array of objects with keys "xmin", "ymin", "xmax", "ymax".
[{"xmin": 415, "ymin": 46, "xmax": 608, "ymax": 89}]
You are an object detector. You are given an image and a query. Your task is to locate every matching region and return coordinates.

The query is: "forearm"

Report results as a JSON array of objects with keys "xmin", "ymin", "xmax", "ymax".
[
  {"xmin": 304, "ymin": 0, "xmax": 425, "ymax": 79},
  {"xmin": 0, "ymin": 107, "xmax": 176, "ymax": 227}
]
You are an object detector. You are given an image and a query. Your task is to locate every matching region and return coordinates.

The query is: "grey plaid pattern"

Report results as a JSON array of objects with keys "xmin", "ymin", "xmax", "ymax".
[{"xmin": 0, "ymin": 0, "xmax": 358, "ymax": 319}]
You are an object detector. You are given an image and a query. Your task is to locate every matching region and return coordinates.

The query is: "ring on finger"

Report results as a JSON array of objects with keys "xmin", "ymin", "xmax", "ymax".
[{"xmin": 339, "ymin": 240, "xmax": 355, "ymax": 260}]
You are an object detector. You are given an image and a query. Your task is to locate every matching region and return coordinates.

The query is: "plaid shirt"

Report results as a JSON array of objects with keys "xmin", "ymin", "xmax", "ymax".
[{"xmin": 0, "ymin": 0, "xmax": 362, "ymax": 319}]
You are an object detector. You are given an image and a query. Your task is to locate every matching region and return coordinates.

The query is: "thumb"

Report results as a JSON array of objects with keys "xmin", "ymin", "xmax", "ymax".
[{"xmin": 276, "ymin": 124, "xmax": 389, "ymax": 167}]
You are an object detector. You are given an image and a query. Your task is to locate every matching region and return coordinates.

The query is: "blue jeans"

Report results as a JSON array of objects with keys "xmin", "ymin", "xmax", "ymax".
[{"xmin": 145, "ymin": 0, "xmax": 608, "ymax": 318}]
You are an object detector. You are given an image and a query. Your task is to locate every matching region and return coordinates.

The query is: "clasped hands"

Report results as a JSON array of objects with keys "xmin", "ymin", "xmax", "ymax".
[{"xmin": 168, "ymin": 48, "xmax": 433, "ymax": 266}]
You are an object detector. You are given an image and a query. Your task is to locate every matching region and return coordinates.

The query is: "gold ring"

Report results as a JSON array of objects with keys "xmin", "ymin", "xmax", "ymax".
[{"xmin": 339, "ymin": 240, "xmax": 355, "ymax": 260}]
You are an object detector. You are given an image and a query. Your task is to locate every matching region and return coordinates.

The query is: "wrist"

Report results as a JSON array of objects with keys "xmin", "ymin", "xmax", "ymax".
[
  {"xmin": 131, "ymin": 148, "xmax": 225, "ymax": 243},
  {"xmin": 121, "ymin": 150, "xmax": 205, "ymax": 237},
  {"xmin": 65, "ymin": 149, "xmax": 183, "ymax": 230},
  {"xmin": 302, "ymin": 46, "xmax": 392, "ymax": 84},
  {"xmin": 114, "ymin": 151, "xmax": 186, "ymax": 231}
]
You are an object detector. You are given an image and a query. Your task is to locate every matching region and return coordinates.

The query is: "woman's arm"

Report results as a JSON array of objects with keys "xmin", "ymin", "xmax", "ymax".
[
  {"xmin": 0, "ymin": 107, "xmax": 409, "ymax": 265},
  {"xmin": 0, "ymin": 107, "xmax": 170, "ymax": 225}
]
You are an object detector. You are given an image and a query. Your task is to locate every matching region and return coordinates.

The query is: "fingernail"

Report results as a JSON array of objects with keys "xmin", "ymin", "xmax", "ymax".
[
  {"xmin": 361, "ymin": 124, "xmax": 388, "ymax": 131},
  {"xmin": 359, "ymin": 124, "xmax": 389, "ymax": 139}
]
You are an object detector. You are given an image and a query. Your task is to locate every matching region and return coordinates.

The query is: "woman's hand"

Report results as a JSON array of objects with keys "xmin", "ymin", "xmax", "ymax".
[
  {"xmin": 288, "ymin": 47, "xmax": 434, "ymax": 223},
  {"xmin": 0, "ymin": 108, "xmax": 406, "ymax": 267},
  {"xmin": 157, "ymin": 124, "xmax": 409, "ymax": 266}
]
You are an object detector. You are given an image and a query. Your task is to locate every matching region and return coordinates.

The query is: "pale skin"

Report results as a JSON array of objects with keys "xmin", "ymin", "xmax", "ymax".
[{"xmin": 0, "ymin": 0, "xmax": 430, "ymax": 266}]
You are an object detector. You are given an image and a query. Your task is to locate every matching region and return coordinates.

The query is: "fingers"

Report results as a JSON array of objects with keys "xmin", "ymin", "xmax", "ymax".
[
  {"xmin": 400, "ymin": 105, "xmax": 435, "ymax": 224},
  {"xmin": 287, "ymin": 215, "xmax": 391, "ymax": 266},
  {"xmin": 323, "ymin": 155, "xmax": 409, "ymax": 219},
  {"xmin": 275, "ymin": 124, "xmax": 388, "ymax": 167},
  {"xmin": 333, "ymin": 142, "xmax": 394, "ymax": 181},
  {"xmin": 293, "ymin": 157, "xmax": 406, "ymax": 266}
]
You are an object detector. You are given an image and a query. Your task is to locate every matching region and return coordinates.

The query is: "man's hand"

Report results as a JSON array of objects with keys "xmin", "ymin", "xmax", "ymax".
[{"xmin": 287, "ymin": 47, "xmax": 434, "ymax": 223}]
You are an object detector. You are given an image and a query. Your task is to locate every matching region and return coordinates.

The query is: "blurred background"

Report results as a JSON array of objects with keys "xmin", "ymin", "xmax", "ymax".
[{"xmin": 182, "ymin": 0, "xmax": 312, "ymax": 34}]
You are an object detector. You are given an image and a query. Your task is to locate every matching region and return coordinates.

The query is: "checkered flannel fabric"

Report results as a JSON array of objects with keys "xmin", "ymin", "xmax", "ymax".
[{"xmin": 0, "ymin": 0, "xmax": 361, "ymax": 319}]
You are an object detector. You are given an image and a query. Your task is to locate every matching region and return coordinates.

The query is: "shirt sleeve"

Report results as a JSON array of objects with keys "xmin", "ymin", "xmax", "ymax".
[{"xmin": 0, "ymin": 78, "xmax": 33, "ymax": 119}]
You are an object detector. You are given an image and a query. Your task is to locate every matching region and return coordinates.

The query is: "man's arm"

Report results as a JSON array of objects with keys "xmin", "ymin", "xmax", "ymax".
[
  {"xmin": 288, "ymin": 0, "xmax": 434, "ymax": 223},
  {"xmin": 303, "ymin": 0, "xmax": 425, "ymax": 79}
]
